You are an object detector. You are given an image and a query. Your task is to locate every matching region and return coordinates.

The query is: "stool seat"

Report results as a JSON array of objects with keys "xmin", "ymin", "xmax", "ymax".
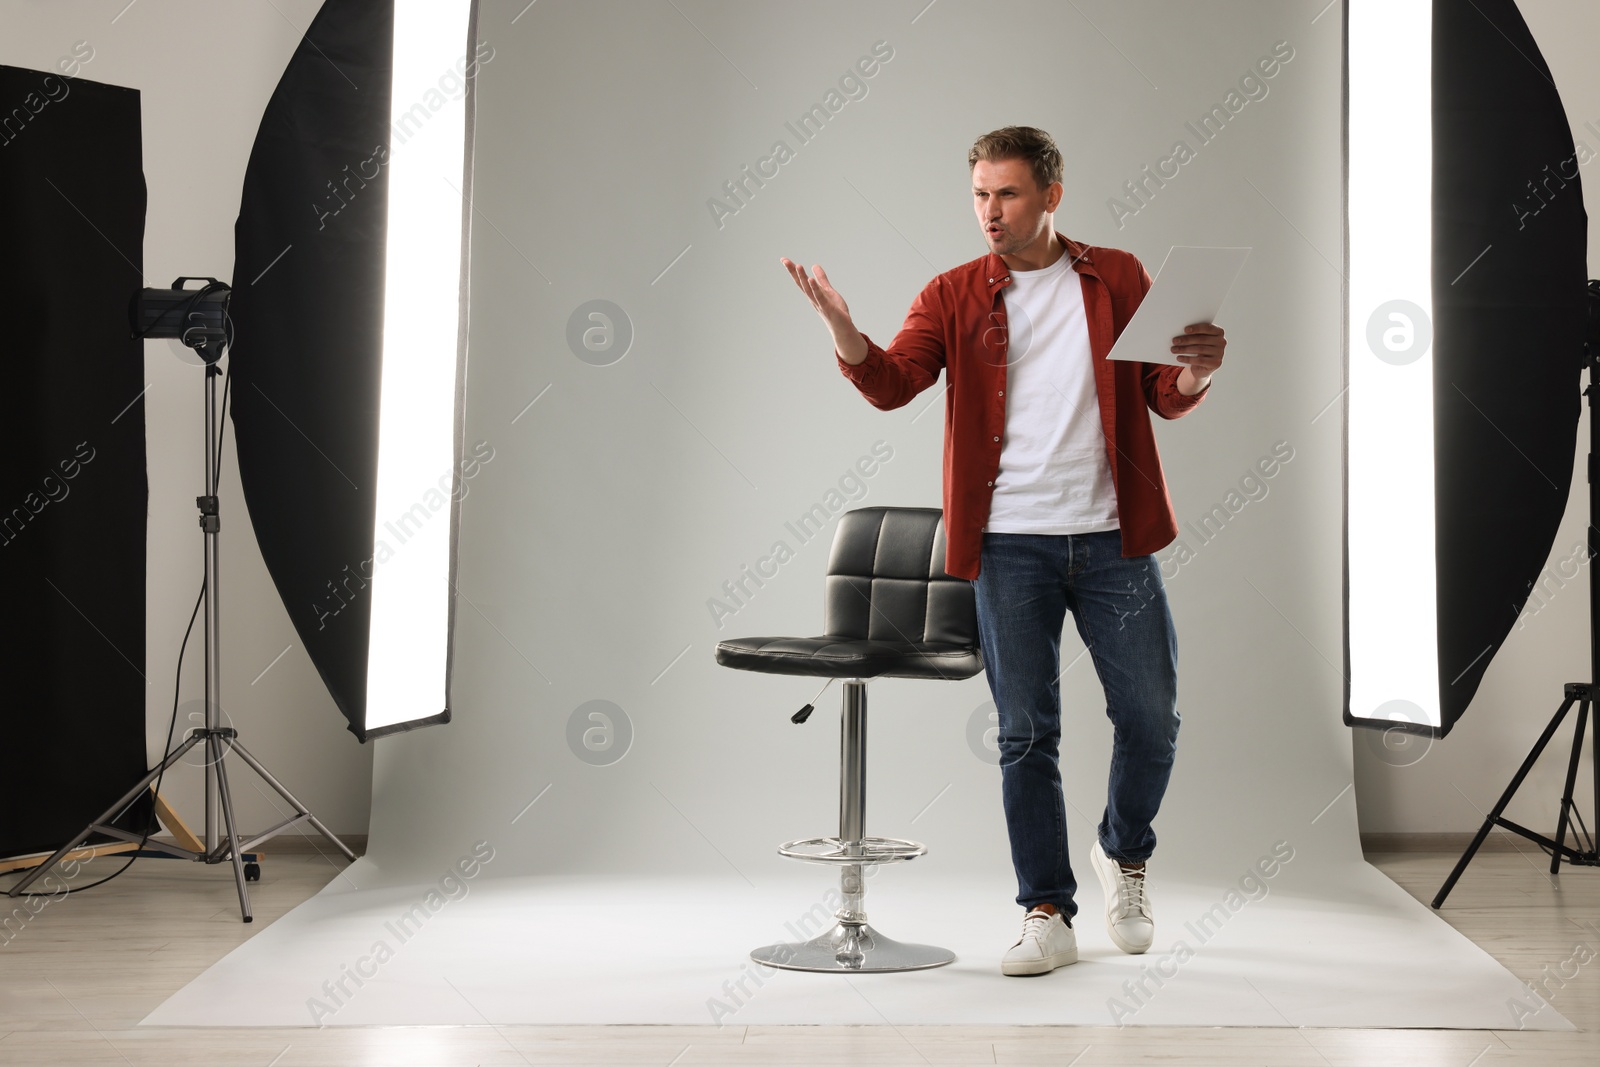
[{"xmin": 713, "ymin": 635, "xmax": 981, "ymax": 680}]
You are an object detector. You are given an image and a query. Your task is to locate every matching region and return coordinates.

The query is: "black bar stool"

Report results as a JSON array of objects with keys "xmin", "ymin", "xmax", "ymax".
[{"xmin": 715, "ymin": 506, "xmax": 984, "ymax": 972}]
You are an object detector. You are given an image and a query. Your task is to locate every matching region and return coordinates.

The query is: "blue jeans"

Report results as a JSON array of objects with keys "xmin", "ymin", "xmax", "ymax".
[{"xmin": 972, "ymin": 529, "xmax": 1180, "ymax": 920}]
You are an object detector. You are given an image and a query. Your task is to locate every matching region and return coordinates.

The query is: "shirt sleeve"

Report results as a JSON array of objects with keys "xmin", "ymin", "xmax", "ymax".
[
  {"xmin": 837, "ymin": 276, "xmax": 947, "ymax": 411},
  {"xmin": 1131, "ymin": 256, "xmax": 1209, "ymax": 420}
]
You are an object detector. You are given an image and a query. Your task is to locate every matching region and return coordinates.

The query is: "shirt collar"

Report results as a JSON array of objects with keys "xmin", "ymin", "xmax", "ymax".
[{"xmin": 985, "ymin": 232, "xmax": 1095, "ymax": 294}]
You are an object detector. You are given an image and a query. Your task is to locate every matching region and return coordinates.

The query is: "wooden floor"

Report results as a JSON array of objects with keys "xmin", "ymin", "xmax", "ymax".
[{"xmin": 1, "ymin": 844, "xmax": 1595, "ymax": 1065}]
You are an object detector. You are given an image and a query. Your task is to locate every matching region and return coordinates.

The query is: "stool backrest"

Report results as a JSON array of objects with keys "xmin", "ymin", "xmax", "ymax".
[{"xmin": 823, "ymin": 507, "xmax": 977, "ymax": 647}]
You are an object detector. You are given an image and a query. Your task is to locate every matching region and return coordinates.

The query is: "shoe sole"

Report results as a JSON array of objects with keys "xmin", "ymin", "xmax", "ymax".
[
  {"xmin": 1091, "ymin": 843, "xmax": 1153, "ymax": 955},
  {"xmin": 1001, "ymin": 947, "xmax": 1078, "ymax": 976}
]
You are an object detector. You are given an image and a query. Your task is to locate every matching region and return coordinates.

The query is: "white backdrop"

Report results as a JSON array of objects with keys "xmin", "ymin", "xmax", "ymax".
[
  {"xmin": 145, "ymin": 0, "xmax": 1579, "ymax": 1029},
  {"xmin": 363, "ymin": 0, "xmax": 1352, "ymax": 886}
]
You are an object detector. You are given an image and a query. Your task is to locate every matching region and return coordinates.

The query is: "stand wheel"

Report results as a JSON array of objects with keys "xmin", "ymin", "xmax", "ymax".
[{"xmin": 244, "ymin": 861, "xmax": 261, "ymax": 882}]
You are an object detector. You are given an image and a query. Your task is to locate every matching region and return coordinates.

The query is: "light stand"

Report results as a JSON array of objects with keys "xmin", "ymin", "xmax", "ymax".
[
  {"xmin": 1432, "ymin": 282, "xmax": 1600, "ymax": 908},
  {"xmin": 7, "ymin": 285, "xmax": 355, "ymax": 922}
]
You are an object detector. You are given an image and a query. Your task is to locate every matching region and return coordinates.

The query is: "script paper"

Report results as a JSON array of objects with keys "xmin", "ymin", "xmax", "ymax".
[{"xmin": 1107, "ymin": 246, "xmax": 1251, "ymax": 367}]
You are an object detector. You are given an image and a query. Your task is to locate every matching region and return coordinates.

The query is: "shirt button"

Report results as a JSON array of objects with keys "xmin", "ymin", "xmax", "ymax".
[
  {"xmin": 987, "ymin": 480, "xmax": 994, "ymax": 486},
  {"xmin": 998, "ymin": 390, "xmax": 1003, "ymax": 396},
  {"xmin": 993, "ymin": 436, "xmax": 1000, "ymax": 442}
]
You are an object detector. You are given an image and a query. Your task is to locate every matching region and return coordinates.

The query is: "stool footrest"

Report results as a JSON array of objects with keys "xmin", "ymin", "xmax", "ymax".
[{"xmin": 777, "ymin": 835, "xmax": 926, "ymax": 864}]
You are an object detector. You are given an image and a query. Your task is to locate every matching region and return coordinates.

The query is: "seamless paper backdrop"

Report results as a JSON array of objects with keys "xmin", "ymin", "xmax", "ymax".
[{"xmin": 365, "ymin": 0, "xmax": 1350, "ymax": 892}]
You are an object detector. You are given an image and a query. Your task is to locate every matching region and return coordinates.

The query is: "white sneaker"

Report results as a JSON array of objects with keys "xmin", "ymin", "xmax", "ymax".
[
  {"xmin": 1000, "ymin": 907, "xmax": 1078, "ymax": 976},
  {"xmin": 1089, "ymin": 839, "xmax": 1154, "ymax": 954}
]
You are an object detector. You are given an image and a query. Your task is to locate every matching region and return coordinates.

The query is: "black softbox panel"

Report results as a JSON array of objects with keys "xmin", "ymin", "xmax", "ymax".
[
  {"xmin": 1431, "ymin": 0, "xmax": 1588, "ymax": 735},
  {"xmin": 0, "ymin": 66, "xmax": 155, "ymax": 856},
  {"xmin": 228, "ymin": 0, "xmax": 395, "ymax": 741}
]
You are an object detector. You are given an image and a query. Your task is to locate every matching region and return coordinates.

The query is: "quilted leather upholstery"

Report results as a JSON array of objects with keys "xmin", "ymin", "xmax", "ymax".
[{"xmin": 714, "ymin": 507, "xmax": 983, "ymax": 680}]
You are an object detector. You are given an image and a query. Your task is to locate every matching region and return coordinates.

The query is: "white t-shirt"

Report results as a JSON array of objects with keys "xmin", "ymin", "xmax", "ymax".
[{"xmin": 983, "ymin": 251, "xmax": 1120, "ymax": 534}]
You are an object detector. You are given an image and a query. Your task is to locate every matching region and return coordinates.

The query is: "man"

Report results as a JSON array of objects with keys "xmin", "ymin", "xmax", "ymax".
[{"xmin": 781, "ymin": 125, "xmax": 1225, "ymax": 976}]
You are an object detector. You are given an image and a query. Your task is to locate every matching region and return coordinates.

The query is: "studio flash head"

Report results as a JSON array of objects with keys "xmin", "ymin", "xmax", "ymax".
[{"xmin": 130, "ymin": 276, "xmax": 232, "ymax": 359}]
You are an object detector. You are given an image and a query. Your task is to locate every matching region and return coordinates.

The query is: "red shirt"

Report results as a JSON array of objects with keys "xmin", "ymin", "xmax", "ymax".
[{"xmin": 836, "ymin": 232, "xmax": 1209, "ymax": 580}]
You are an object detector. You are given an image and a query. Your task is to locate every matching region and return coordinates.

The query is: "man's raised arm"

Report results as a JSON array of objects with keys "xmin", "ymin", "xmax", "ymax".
[{"xmin": 781, "ymin": 257, "xmax": 946, "ymax": 412}]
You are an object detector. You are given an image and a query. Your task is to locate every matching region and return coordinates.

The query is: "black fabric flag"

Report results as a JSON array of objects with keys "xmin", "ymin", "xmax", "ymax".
[{"xmin": 0, "ymin": 65, "xmax": 154, "ymax": 856}]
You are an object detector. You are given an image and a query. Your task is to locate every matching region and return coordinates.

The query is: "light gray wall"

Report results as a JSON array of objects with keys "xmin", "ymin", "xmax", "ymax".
[
  {"xmin": 1, "ymin": 0, "xmax": 373, "ymax": 839},
  {"xmin": 360, "ymin": 0, "xmax": 1363, "ymax": 884}
]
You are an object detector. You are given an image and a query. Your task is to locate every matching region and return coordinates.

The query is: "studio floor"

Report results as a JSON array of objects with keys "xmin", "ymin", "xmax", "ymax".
[{"xmin": 0, "ymin": 842, "xmax": 1595, "ymax": 1065}]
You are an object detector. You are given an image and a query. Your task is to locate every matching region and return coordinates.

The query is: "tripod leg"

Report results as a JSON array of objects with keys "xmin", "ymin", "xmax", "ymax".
[
  {"xmin": 1433, "ymin": 695, "xmax": 1576, "ymax": 908},
  {"xmin": 228, "ymin": 739, "xmax": 357, "ymax": 861},
  {"xmin": 7, "ymin": 733, "xmax": 206, "ymax": 896},
  {"xmin": 210, "ymin": 735, "xmax": 253, "ymax": 923},
  {"xmin": 1550, "ymin": 699, "xmax": 1590, "ymax": 875}
]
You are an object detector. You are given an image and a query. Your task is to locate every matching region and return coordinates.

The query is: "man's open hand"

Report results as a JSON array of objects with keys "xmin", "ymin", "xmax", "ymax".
[
  {"xmin": 783, "ymin": 257, "xmax": 868, "ymax": 365},
  {"xmin": 781, "ymin": 257, "xmax": 856, "ymax": 335}
]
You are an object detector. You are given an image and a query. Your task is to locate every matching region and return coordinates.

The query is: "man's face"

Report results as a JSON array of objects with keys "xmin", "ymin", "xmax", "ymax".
[{"xmin": 972, "ymin": 157, "xmax": 1060, "ymax": 256}]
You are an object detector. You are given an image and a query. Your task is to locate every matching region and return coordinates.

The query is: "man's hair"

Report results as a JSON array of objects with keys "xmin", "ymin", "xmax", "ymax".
[{"xmin": 968, "ymin": 126, "xmax": 1063, "ymax": 193}]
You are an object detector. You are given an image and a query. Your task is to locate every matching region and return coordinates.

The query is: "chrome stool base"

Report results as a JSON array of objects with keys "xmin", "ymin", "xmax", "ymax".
[
  {"xmin": 751, "ymin": 921, "xmax": 956, "ymax": 973},
  {"xmin": 753, "ymin": 679, "xmax": 955, "ymax": 974}
]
